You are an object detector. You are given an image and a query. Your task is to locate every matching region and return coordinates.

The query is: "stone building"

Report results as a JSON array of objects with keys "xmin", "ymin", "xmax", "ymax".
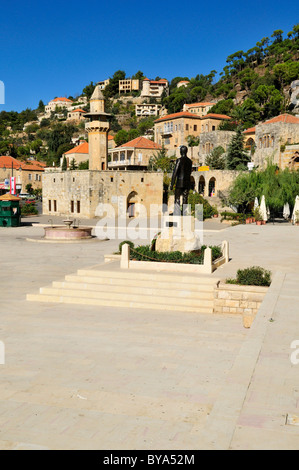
[
  {"xmin": 42, "ymin": 85, "xmax": 164, "ymax": 219},
  {"xmin": 66, "ymin": 108, "xmax": 86, "ymax": 122},
  {"xmin": 141, "ymin": 78, "xmax": 169, "ymax": 99},
  {"xmin": 45, "ymin": 97, "xmax": 73, "ymax": 116},
  {"xmin": 119, "ymin": 79, "xmax": 141, "ymax": 94},
  {"xmin": 198, "ymin": 130, "xmax": 236, "ymax": 165},
  {"xmin": 43, "ymin": 168, "xmax": 163, "ymax": 219},
  {"xmin": 108, "ymin": 136, "xmax": 161, "ymax": 170},
  {"xmin": 154, "ymin": 111, "xmax": 202, "ymax": 150},
  {"xmin": 183, "ymin": 102, "xmax": 214, "ymax": 116},
  {"xmin": 0, "ymin": 156, "xmax": 44, "ymax": 194},
  {"xmin": 192, "ymin": 169, "xmax": 240, "ymax": 200},
  {"xmin": 135, "ymin": 103, "xmax": 162, "ymax": 117},
  {"xmin": 250, "ymin": 114, "xmax": 299, "ymax": 168},
  {"xmin": 61, "ymin": 141, "xmax": 89, "ymax": 168}
]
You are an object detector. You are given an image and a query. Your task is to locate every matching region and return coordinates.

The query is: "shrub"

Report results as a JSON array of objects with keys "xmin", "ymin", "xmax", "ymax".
[
  {"xmin": 227, "ymin": 266, "xmax": 271, "ymax": 286},
  {"xmin": 21, "ymin": 203, "xmax": 38, "ymax": 215},
  {"xmin": 118, "ymin": 240, "xmax": 134, "ymax": 254},
  {"xmin": 188, "ymin": 192, "xmax": 217, "ymax": 220},
  {"xmin": 129, "ymin": 244, "xmax": 222, "ymax": 265}
]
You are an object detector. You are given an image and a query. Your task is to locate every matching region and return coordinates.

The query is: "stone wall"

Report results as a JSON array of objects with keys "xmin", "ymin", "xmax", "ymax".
[
  {"xmin": 192, "ymin": 169, "xmax": 239, "ymax": 198},
  {"xmin": 198, "ymin": 130, "xmax": 236, "ymax": 165},
  {"xmin": 253, "ymin": 121, "xmax": 299, "ymax": 168},
  {"xmin": 42, "ymin": 169, "xmax": 163, "ymax": 219},
  {"xmin": 214, "ymin": 283, "xmax": 268, "ymax": 328}
]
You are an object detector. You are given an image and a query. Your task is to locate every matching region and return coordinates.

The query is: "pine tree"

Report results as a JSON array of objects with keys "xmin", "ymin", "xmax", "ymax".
[
  {"xmin": 61, "ymin": 156, "xmax": 67, "ymax": 171},
  {"xmin": 226, "ymin": 127, "xmax": 251, "ymax": 170},
  {"xmin": 70, "ymin": 158, "xmax": 77, "ymax": 170}
]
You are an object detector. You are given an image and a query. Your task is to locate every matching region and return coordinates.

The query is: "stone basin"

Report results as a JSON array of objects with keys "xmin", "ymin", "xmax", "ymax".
[{"xmin": 44, "ymin": 226, "xmax": 93, "ymax": 240}]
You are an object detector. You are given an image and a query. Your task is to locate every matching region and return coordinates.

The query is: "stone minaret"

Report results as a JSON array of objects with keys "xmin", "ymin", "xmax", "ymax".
[{"xmin": 84, "ymin": 85, "xmax": 111, "ymax": 171}]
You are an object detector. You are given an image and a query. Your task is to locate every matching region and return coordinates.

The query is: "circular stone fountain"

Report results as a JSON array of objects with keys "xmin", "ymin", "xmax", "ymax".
[{"xmin": 43, "ymin": 219, "xmax": 93, "ymax": 241}]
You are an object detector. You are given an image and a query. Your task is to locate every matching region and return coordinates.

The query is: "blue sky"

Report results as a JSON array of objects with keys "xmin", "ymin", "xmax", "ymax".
[{"xmin": 0, "ymin": 0, "xmax": 297, "ymax": 112}]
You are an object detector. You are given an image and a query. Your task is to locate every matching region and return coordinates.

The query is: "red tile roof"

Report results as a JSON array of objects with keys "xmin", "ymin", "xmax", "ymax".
[
  {"xmin": 0, "ymin": 155, "xmax": 23, "ymax": 169},
  {"xmin": 262, "ymin": 114, "xmax": 299, "ymax": 125},
  {"xmin": 243, "ymin": 127, "xmax": 256, "ymax": 134},
  {"xmin": 70, "ymin": 108, "xmax": 86, "ymax": 113},
  {"xmin": 21, "ymin": 163, "xmax": 45, "ymax": 171},
  {"xmin": 201, "ymin": 113, "xmax": 231, "ymax": 120},
  {"xmin": 51, "ymin": 97, "xmax": 73, "ymax": 103},
  {"xmin": 0, "ymin": 156, "xmax": 45, "ymax": 171},
  {"xmin": 155, "ymin": 111, "xmax": 201, "ymax": 122},
  {"xmin": 64, "ymin": 142, "xmax": 89, "ymax": 155},
  {"xmin": 185, "ymin": 102, "xmax": 214, "ymax": 108},
  {"xmin": 118, "ymin": 136, "xmax": 162, "ymax": 149}
]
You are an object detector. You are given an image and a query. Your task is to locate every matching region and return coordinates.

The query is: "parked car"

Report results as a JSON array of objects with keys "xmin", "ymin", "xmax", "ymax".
[{"xmin": 18, "ymin": 193, "xmax": 30, "ymax": 199}]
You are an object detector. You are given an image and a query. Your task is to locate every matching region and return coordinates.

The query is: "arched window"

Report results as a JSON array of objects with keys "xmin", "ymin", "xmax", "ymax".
[
  {"xmin": 127, "ymin": 191, "xmax": 138, "ymax": 217},
  {"xmin": 209, "ymin": 177, "xmax": 216, "ymax": 197},
  {"xmin": 198, "ymin": 176, "xmax": 205, "ymax": 195}
]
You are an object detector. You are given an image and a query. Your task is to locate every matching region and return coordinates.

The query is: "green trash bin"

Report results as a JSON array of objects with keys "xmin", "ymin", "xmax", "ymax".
[{"xmin": 0, "ymin": 194, "xmax": 21, "ymax": 227}]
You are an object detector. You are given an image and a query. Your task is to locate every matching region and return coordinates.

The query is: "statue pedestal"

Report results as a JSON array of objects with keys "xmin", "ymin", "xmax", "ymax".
[{"xmin": 155, "ymin": 216, "xmax": 202, "ymax": 253}]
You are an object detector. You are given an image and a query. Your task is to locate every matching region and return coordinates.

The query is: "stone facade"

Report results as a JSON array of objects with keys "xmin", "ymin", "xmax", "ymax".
[
  {"xmin": 252, "ymin": 115, "xmax": 299, "ymax": 168},
  {"xmin": 42, "ymin": 169, "xmax": 163, "ymax": 219},
  {"xmin": 198, "ymin": 130, "xmax": 236, "ymax": 165},
  {"xmin": 214, "ymin": 283, "xmax": 268, "ymax": 328},
  {"xmin": 281, "ymin": 144, "xmax": 299, "ymax": 170},
  {"xmin": 192, "ymin": 169, "xmax": 239, "ymax": 198}
]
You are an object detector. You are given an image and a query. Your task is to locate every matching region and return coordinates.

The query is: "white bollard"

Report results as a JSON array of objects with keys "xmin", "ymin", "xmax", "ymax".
[{"xmin": 121, "ymin": 243, "xmax": 130, "ymax": 269}]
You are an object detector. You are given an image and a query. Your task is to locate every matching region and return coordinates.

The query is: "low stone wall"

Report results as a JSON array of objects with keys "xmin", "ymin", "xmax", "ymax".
[{"xmin": 214, "ymin": 283, "xmax": 268, "ymax": 327}]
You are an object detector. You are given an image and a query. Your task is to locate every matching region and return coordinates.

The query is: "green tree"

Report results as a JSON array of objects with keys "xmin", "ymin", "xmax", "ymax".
[
  {"xmin": 61, "ymin": 156, "xmax": 67, "ymax": 171},
  {"xmin": 83, "ymin": 81, "xmax": 96, "ymax": 99},
  {"xmin": 132, "ymin": 70, "xmax": 144, "ymax": 80},
  {"xmin": 205, "ymin": 146, "xmax": 226, "ymax": 169},
  {"xmin": 114, "ymin": 129, "xmax": 129, "ymax": 146},
  {"xmin": 69, "ymin": 158, "xmax": 77, "ymax": 170},
  {"xmin": 104, "ymin": 70, "xmax": 126, "ymax": 98},
  {"xmin": 37, "ymin": 100, "xmax": 45, "ymax": 112},
  {"xmin": 226, "ymin": 127, "xmax": 251, "ymax": 170},
  {"xmin": 25, "ymin": 183, "xmax": 33, "ymax": 194}
]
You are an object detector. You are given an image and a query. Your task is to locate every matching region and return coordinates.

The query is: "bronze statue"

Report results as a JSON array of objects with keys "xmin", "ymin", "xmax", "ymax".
[{"xmin": 170, "ymin": 145, "xmax": 192, "ymax": 215}]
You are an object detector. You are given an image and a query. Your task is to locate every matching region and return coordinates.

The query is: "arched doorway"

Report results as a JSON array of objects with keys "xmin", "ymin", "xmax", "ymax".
[
  {"xmin": 208, "ymin": 177, "xmax": 216, "ymax": 197},
  {"xmin": 127, "ymin": 191, "xmax": 138, "ymax": 217},
  {"xmin": 190, "ymin": 176, "xmax": 195, "ymax": 191},
  {"xmin": 198, "ymin": 176, "xmax": 205, "ymax": 195}
]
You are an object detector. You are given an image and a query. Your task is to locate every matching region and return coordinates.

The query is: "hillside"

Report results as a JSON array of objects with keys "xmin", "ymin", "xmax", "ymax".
[{"xmin": 0, "ymin": 24, "xmax": 298, "ymax": 163}]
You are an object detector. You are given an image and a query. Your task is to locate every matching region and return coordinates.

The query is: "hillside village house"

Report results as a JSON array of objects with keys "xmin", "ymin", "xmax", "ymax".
[
  {"xmin": 177, "ymin": 81, "xmax": 190, "ymax": 88},
  {"xmin": 198, "ymin": 130, "xmax": 237, "ymax": 165},
  {"xmin": 67, "ymin": 108, "xmax": 86, "ymax": 122},
  {"xmin": 45, "ymin": 97, "xmax": 73, "ymax": 115},
  {"xmin": 141, "ymin": 78, "xmax": 169, "ymax": 99},
  {"xmin": 183, "ymin": 102, "xmax": 214, "ymax": 116},
  {"xmin": 135, "ymin": 103, "xmax": 162, "ymax": 117},
  {"xmin": 154, "ymin": 112, "xmax": 232, "ymax": 157},
  {"xmin": 119, "ymin": 79, "xmax": 141, "ymax": 94},
  {"xmin": 0, "ymin": 156, "xmax": 45, "ymax": 194},
  {"xmin": 61, "ymin": 136, "xmax": 116, "ymax": 168},
  {"xmin": 61, "ymin": 141, "xmax": 89, "ymax": 168},
  {"xmin": 108, "ymin": 136, "xmax": 161, "ymax": 171},
  {"xmin": 97, "ymin": 79, "xmax": 110, "ymax": 90},
  {"xmin": 242, "ymin": 114, "xmax": 299, "ymax": 169}
]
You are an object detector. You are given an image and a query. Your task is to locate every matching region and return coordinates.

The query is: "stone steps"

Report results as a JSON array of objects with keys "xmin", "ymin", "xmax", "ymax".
[{"xmin": 27, "ymin": 267, "xmax": 219, "ymax": 314}]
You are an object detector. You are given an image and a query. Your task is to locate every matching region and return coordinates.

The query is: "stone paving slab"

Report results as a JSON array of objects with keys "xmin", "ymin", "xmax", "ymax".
[{"xmin": 1, "ymin": 218, "xmax": 299, "ymax": 449}]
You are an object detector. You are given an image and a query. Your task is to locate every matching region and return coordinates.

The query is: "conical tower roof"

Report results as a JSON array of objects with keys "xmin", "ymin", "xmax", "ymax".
[{"xmin": 90, "ymin": 85, "xmax": 105, "ymax": 101}]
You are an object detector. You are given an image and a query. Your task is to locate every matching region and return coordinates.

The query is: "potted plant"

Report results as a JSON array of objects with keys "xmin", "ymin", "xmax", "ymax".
[{"xmin": 253, "ymin": 207, "xmax": 263, "ymax": 225}]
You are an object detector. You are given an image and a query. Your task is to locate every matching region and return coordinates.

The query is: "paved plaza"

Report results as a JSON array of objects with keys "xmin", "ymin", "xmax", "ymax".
[{"xmin": 1, "ymin": 216, "xmax": 299, "ymax": 449}]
